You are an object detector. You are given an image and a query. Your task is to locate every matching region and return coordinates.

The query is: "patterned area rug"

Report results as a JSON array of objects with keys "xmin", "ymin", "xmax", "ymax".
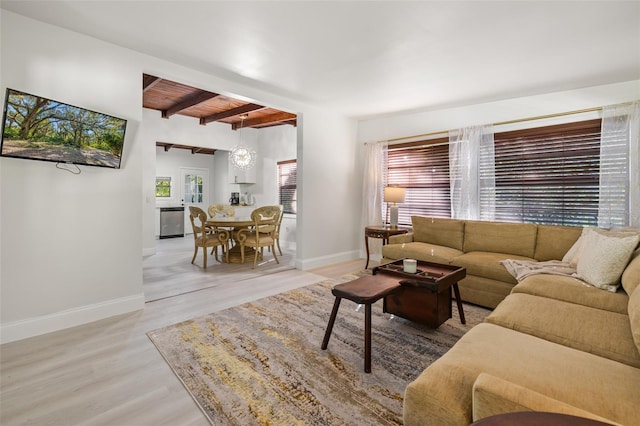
[{"xmin": 147, "ymin": 274, "xmax": 490, "ymax": 425}]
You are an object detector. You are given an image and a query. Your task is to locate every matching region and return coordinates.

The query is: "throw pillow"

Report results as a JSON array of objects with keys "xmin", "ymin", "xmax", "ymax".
[
  {"xmin": 575, "ymin": 228, "xmax": 640, "ymax": 292},
  {"xmin": 563, "ymin": 227, "xmax": 639, "ymax": 267},
  {"xmin": 562, "ymin": 231, "xmax": 586, "ymax": 267}
]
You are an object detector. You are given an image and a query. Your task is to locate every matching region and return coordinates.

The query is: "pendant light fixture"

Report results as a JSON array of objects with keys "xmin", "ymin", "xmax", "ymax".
[{"xmin": 230, "ymin": 114, "xmax": 256, "ymax": 170}]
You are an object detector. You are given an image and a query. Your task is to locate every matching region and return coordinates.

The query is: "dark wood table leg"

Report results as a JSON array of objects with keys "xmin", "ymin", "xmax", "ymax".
[
  {"xmin": 364, "ymin": 235, "xmax": 370, "ymax": 269},
  {"xmin": 364, "ymin": 303, "xmax": 372, "ymax": 373},
  {"xmin": 321, "ymin": 297, "xmax": 341, "ymax": 350},
  {"xmin": 452, "ymin": 283, "xmax": 466, "ymax": 324}
]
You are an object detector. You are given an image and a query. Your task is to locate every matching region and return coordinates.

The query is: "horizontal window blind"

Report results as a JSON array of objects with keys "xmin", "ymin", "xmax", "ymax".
[
  {"xmin": 385, "ymin": 139, "xmax": 450, "ymax": 225},
  {"xmin": 490, "ymin": 119, "xmax": 601, "ymax": 226},
  {"xmin": 277, "ymin": 160, "xmax": 297, "ymax": 214}
]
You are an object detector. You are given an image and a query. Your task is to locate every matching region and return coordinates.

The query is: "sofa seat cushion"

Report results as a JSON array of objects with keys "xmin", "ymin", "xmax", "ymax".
[
  {"xmin": 458, "ymin": 276, "xmax": 515, "ymax": 309},
  {"xmin": 512, "ymin": 275, "xmax": 629, "ymax": 314},
  {"xmin": 411, "ymin": 216, "xmax": 465, "ymax": 250},
  {"xmin": 464, "ymin": 221, "xmax": 537, "ymax": 258},
  {"xmin": 381, "ymin": 242, "xmax": 463, "ymax": 265},
  {"xmin": 403, "ymin": 323, "xmax": 640, "ymax": 426},
  {"xmin": 485, "ymin": 293, "xmax": 640, "ymax": 368},
  {"xmin": 451, "ymin": 252, "xmax": 533, "ymax": 284}
]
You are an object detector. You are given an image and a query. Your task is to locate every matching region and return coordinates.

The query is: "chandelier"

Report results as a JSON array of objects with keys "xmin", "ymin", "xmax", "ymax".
[{"xmin": 230, "ymin": 115, "xmax": 256, "ymax": 170}]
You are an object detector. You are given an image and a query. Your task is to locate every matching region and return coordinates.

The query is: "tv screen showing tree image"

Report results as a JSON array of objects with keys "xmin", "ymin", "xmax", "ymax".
[{"xmin": 1, "ymin": 88, "xmax": 127, "ymax": 169}]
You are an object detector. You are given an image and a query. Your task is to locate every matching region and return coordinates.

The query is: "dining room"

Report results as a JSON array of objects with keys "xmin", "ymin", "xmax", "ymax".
[{"xmin": 141, "ymin": 75, "xmax": 299, "ymax": 303}]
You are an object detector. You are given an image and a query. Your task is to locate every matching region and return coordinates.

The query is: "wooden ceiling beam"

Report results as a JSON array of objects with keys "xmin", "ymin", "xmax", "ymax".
[
  {"xmin": 156, "ymin": 141, "xmax": 215, "ymax": 156},
  {"xmin": 232, "ymin": 112, "xmax": 297, "ymax": 129},
  {"xmin": 200, "ymin": 103, "xmax": 264, "ymax": 125},
  {"xmin": 155, "ymin": 142, "xmax": 175, "ymax": 152},
  {"xmin": 163, "ymin": 91, "xmax": 220, "ymax": 118},
  {"xmin": 254, "ymin": 118, "xmax": 298, "ymax": 128},
  {"xmin": 191, "ymin": 147, "xmax": 214, "ymax": 154},
  {"xmin": 143, "ymin": 74, "xmax": 161, "ymax": 91}
]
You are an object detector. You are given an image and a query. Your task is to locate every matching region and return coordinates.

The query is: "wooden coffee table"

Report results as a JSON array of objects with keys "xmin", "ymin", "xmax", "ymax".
[
  {"xmin": 373, "ymin": 259, "xmax": 466, "ymax": 328},
  {"xmin": 321, "ymin": 259, "xmax": 466, "ymax": 373}
]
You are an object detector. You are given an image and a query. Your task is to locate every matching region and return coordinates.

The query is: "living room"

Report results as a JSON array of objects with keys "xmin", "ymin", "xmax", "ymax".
[{"xmin": 1, "ymin": 2, "xmax": 639, "ymax": 425}]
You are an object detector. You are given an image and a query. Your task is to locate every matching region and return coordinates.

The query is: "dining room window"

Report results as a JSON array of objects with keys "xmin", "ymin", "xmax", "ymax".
[
  {"xmin": 155, "ymin": 176, "xmax": 171, "ymax": 198},
  {"xmin": 278, "ymin": 160, "xmax": 297, "ymax": 214}
]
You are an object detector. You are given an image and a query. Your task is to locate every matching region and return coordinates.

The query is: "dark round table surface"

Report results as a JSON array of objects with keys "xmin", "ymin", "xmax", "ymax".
[{"xmin": 470, "ymin": 412, "xmax": 614, "ymax": 426}]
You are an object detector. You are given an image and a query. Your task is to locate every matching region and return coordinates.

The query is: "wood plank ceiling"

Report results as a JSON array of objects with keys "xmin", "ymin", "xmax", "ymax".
[{"xmin": 143, "ymin": 74, "xmax": 297, "ymax": 156}]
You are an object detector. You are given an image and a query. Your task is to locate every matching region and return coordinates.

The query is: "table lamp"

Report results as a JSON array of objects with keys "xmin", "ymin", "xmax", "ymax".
[{"xmin": 384, "ymin": 187, "xmax": 406, "ymax": 227}]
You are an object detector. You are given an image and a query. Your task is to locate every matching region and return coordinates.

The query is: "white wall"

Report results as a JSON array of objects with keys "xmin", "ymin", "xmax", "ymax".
[
  {"xmin": 1, "ymin": 11, "xmax": 359, "ymax": 343},
  {"xmin": 296, "ymin": 108, "xmax": 360, "ymax": 269},
  {"xmin": 358, "ymin": 80, "xmax": 640, "ymax": 143},
  {"xmin": 0, "ymin": 12, "xmax": 145, "ymax": 342},
  {"xmin": 256, "ymin": 125, "xmax": 298, "ymax": 250}
]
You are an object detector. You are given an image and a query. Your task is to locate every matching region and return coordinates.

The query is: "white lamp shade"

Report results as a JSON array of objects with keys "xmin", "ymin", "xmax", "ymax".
[{"xmin": 384, "ymin": 187, "xmax": 406, "ymax": 204}]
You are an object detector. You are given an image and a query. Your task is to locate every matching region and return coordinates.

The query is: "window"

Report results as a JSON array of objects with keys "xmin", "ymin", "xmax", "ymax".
[
  {"xmin": 385, "ymin": 138, "xmax": 450, "ymax": 225},
  {"xmin": 384, "ymin": 119, "xmax": 607, "ymax": 227},
  {"xmin": 184, "ymin": 174, "xmax": 203, "ymax": 203},
  {"xmin": 491, "ymin": 119, "xmax": 601, "ymax": 226},
  {"xmin": 278, "ymin": 160, "xmax": 297, "ymax": 214},
  {"xmin": 155, "ymin": 177, "xmax": 171, "ymax": 197}
]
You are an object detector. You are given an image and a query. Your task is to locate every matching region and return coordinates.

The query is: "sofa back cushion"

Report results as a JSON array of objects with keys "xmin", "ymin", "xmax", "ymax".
[
  {"xmin": 464, "ymin": 221, "xmax": 537, "ymax": 257},
  {"xmin": 411, "ymin": 216, "xmax": 465, "ymax": 251},
  {"xmin": 534, "ymin": 225, "xmax": 582, "ymax": 261}
]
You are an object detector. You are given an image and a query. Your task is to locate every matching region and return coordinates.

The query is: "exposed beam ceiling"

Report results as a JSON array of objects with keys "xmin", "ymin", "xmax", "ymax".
[{"xmin": 142, "ymin": 74, "xmax": 296, "ymax": 129}]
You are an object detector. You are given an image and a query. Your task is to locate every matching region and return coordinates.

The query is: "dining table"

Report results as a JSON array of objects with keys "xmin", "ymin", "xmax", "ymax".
[{"xmin": 205, "ymin": 216, "xmax": 259, "ymax": 264}]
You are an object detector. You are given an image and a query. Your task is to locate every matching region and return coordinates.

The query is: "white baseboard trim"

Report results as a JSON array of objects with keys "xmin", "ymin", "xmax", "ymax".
[
  {"xmin": 0, "ymin": 294, "xmax": 145, "ymax": 345},
  {"xmin": 296, "ymin": 250, "xmax": 361, "ymax": 270}
]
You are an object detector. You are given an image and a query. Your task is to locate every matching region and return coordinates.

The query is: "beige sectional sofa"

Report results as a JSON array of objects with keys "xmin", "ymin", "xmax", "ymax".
[
  {"xmin": 382, "ymin": 216, "xmax": 584, "ymax": 309},
  {"xmin": 381, "ymin": 217, "xmax": 640, "ymax": 425}
]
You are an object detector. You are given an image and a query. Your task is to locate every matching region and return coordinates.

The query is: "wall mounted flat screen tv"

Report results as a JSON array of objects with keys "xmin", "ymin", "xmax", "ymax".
[{"xmin": 1, "ymin": 88, "xmax": 127, "ymax": 169}]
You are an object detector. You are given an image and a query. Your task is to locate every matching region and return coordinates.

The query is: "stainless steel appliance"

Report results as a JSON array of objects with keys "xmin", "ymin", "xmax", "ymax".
[
  {"xmin": 159, "ymin": 207, "xmax": 184, "ymax": 239},
  {"xmin": 229, "ymin": 192, "xmax": 240, "ymax": 205}
]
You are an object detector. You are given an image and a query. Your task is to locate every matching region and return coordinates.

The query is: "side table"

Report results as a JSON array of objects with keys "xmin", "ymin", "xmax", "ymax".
[{"xmin": 364, "ymin": 225, "xmax": 410, "ymax": 269}]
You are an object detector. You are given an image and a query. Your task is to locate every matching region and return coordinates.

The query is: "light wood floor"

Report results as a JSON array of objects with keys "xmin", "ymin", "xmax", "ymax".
[{"xmin": 0, "ymin": 238, "xmax": 370, "ymax": 426}]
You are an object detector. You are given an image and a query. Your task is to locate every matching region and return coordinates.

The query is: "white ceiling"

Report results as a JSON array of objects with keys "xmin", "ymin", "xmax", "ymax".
[{"xmin": 2, "ymin": 1, "xmax": 639, "ymax": 119}]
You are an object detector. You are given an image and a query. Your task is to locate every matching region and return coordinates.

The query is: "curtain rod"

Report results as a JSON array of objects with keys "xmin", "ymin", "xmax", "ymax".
[{"xmin": 372, "ymin": 105, "xmax": 604, "ymax": 145}]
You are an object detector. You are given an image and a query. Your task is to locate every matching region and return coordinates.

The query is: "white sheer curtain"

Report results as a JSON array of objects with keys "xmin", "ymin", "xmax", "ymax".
[
  {"xmin": 599, "ymin": 101, "xmax": 640, "ymax": 228},
  {"xmin": 449, "ymin": 125, "xmax": 495, "ymax": 220},
  {"xmin": 361, "ymin": 142, "xmax": 386, "ymax": 255}
]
